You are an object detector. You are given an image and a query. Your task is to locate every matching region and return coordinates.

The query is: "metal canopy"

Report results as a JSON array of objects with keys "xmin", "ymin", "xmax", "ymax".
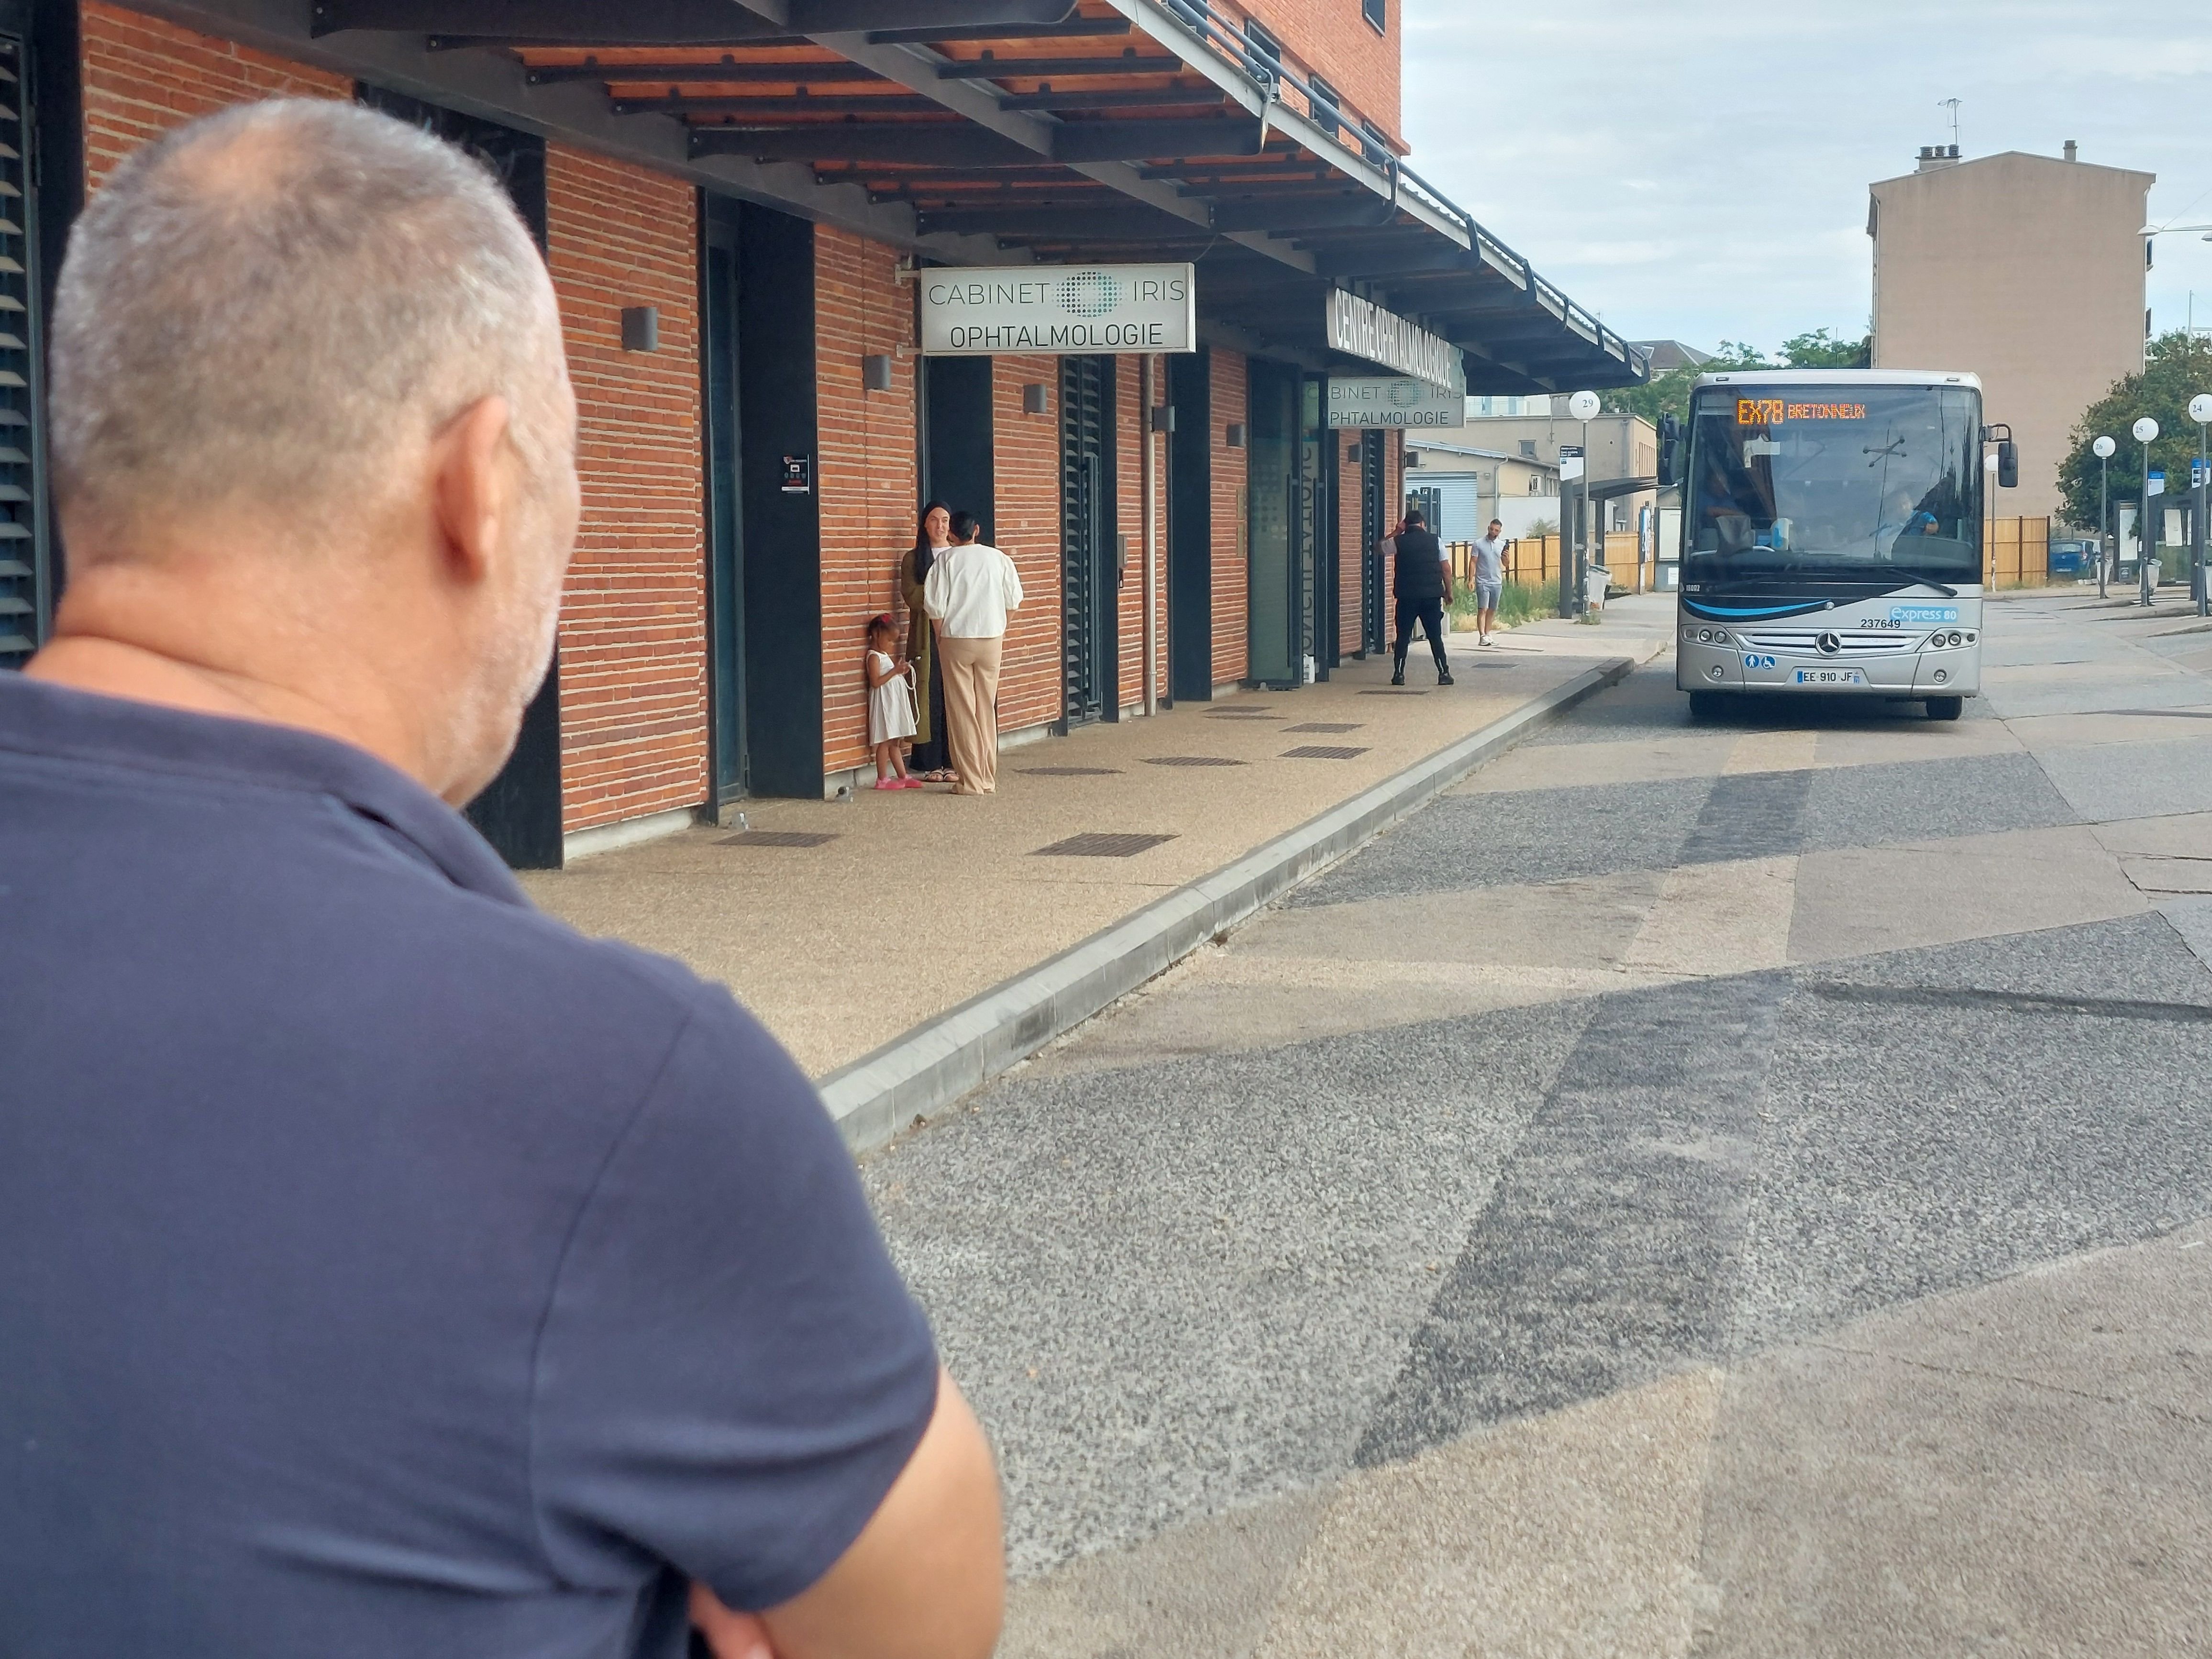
[{"xmin": 288, "ymin": 0, "xmax": 1646, "ymax": 394}]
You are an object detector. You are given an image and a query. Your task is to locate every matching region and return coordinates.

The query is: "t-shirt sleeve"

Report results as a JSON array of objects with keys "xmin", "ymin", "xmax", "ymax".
[{"xmin": 528, "ymin": 984, "xmax": 940, "ymax": 1612}]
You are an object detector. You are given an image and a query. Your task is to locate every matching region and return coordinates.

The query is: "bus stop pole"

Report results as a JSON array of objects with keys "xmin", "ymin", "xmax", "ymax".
[
  {"xmin": 2140, "ymin": 443, "xmax": 2154, "ymax": 608},
  {"xmin": 2193, "ymin": 397, "xmax": 2210, "ymax": 619}
]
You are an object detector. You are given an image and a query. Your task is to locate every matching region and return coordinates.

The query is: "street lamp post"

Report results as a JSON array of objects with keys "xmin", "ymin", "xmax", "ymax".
[
  {"xmin": 1567, "ymin": 389, "xmax": 1601, "ymax": 619},
  {"xmin": 2135, "ymin": 416, "xmax": 2160, "ymax": 607},
  {"xmin": 2191, "ymin": 392, "xmax": 2212, "ymax": 619},
  {"xmin": 2093, "ymin": 434, "xmax": 2116, "ymax": 597}
]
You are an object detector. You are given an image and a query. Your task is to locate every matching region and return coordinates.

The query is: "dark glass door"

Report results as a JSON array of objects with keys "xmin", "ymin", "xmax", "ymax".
[
  {"xmin": 357, "ymin": 85, "xmax": 562, "ymax": 868},
  {"xmin": 1245, "ymin": 361, "xmax": 1300, "ymax": 687}
]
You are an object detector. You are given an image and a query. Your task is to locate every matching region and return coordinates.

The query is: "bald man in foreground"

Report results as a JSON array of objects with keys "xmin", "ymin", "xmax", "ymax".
[{"xmin": 0, "ymin": 100, "xmax": 1001, "ymax": 1659}]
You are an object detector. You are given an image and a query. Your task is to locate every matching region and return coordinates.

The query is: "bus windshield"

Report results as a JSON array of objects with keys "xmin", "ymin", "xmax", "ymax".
[{"xmin": 1685, "ymin": 385, "xmax": 1982, "ymax": 584}]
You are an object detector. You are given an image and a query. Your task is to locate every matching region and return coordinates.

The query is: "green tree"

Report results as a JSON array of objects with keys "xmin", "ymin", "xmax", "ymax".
[
  {"xmin": 1603, "ymin": 332, "xmax": 1870, "ymax": 426},
  {"xmin": 1778, "ymin": 327, "xmax": 1872, "ymax": 369},
  {"xmin": 2057, "ymin": 331, "xmax": 2212, "ymax": 532}
]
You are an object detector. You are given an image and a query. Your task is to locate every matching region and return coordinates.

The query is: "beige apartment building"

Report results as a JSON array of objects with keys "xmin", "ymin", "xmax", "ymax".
[{"xmin": 1869, "ymin": 143, "xmax": 2153, "ymax": 520}]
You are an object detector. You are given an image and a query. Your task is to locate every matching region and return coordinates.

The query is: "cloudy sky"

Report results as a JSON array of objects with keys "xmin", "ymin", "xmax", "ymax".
[{"xmin": 1401, "ymin": 1, "xmax": 2212, "ymax": 358}]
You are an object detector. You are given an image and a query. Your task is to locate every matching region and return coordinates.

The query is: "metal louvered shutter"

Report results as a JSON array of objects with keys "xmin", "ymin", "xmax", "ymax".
[
  {"xmin": 1060, "ymin": 354, "xmax": 1112, "ymax": 727},
  {"xmin": 0, "ymin": 32, "xmax": 41, "ymax": 670}
]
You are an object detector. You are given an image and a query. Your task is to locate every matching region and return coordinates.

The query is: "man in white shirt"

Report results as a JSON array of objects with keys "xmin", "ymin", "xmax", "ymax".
[
  {"xmin": 922, "ymin": 511, "xmax": 1023, "ymax": 795},
  {"xmin": 1471, "ymin": 519, "xmax": 1507, "ymax": 646}
]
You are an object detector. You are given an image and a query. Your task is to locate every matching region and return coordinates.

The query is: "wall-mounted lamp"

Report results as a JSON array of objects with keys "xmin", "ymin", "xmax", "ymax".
[
  {"xmin": 1021, "ymin": 383, "xmax": 1051, "ymax": 416},
  {"xmin": 862, "ymin": 354, "xmax": 894, "ymax": 392},
  {"xmin": 1344, "ymin": 439, "xmax": 1361, "ymax": 464},
  {"xmin": 1224, "ymin": 422, "xmax": 1246, "ymax": 449},
  {"xmin": 1148, "ymin": 404, "xmax": 1176, "ymax": 434},
  {"xmin": 1404, "ymin": 450, "xmax": 1421, "ymax": 468},
  {"xmin": 619, "ymin": 306, "xmax": 659, "ymax": 353}
]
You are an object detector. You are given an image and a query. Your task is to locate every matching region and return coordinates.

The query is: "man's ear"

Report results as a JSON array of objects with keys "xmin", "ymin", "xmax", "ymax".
[{"xmin": 431, "ymin": 395, "xmax": 517, "ymax": 586}]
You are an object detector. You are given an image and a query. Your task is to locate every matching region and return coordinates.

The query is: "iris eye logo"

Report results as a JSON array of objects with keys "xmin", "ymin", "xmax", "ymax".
[
  {"xmin": 1058, "ymin": 271, "xmax": 1120, "ymax": 318},
  {"xmin": 1385, "ymin": 380, "xmax": 1424, "ymax": 408}
]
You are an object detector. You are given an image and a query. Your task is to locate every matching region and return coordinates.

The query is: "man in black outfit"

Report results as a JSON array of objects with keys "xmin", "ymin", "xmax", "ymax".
[{"xmin": 1390, "ymin": 508, "xmax": 1454, "ymax": 686}]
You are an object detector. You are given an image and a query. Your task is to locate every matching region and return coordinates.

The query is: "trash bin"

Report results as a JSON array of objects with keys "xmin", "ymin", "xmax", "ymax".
[{"xmin": 1583, "ymin": 564, "xmax": 1610, "ymax": 612}]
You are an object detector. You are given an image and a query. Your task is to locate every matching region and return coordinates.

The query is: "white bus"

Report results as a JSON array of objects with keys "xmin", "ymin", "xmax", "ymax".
[{"xmin": 1675, "ymin": 369, "xmax": 2009, "ymax": 721}]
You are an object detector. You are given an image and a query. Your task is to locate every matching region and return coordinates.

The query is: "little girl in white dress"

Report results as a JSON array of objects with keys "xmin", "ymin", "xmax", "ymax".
[{"xmin": 864, "ymin": 613, "xmax": 919, "ymax": 790}]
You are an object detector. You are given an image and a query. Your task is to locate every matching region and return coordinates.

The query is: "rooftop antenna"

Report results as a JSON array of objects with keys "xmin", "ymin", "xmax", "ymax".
[{"xmin": 1938, "ymin": 97, "xmax": 1962, "ymax": 153}]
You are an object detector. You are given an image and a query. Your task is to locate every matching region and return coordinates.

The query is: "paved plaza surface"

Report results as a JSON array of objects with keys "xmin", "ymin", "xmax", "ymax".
[
  {"xmin": 525, "ymin": 603, "xmax": 1670, "ymax": 1077},
  {"xmin": 865, "ymin": 591, "xmax": 2212, "ymax": 1657}
]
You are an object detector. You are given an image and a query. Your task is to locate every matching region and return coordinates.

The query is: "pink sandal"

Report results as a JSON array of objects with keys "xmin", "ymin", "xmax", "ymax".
[{"xmin": 873, "ymin": 778, "xmax": 904, "ymax": 791}]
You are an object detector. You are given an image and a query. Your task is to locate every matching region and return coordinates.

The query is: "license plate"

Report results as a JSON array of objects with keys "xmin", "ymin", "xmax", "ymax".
[{"xmin": 1793, "ymin": 667, "xmax": 1866, "ymax": 686}]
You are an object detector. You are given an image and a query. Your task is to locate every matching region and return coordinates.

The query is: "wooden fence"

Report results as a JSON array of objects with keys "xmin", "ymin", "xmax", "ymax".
[
  {"xmin": 1448, "ymin": 518, "xmax": 2059, "ymax": 593},
  {"xmin": 1986, "ymin": 517, "xmax": 2051, "ymax": 587},
  {"xmin": 1446, "ymin": 532, "xmax": 1653, "ymax": 596}
]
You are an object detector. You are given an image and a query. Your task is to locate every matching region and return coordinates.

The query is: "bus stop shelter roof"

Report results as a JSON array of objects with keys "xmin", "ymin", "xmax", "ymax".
[{"xmin": 190, "ymin": 0, "xmax": 1649, "ymax": 396}]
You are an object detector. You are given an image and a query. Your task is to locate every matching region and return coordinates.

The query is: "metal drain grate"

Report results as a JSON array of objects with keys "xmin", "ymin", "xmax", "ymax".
[
  {"xmin": 1286, "ymin": 721, "xmax": 1363, "ymax": 733},
  {"xmin": 716, "ymin": 830, "xmax": 840, "ymax": 848},
  {"xmin": 1143, "ymin": 755, "xmax": 1247, "ymax": 767},
  {"xmin": 1032, "ymin": 831, "xmax": 1179, "ymax": 858},
  {"xmin": 1281, "ymin": 745, "xmax": 1371, "ymax": 760},
  {"xmin": 1019, "ymin": 765, "xmax": 1124, "ymax": 776}
]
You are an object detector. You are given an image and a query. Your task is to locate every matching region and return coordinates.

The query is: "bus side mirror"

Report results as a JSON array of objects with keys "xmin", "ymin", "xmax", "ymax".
[
  {"xmin": 1657, "ymin": 412, "xmax": 1681, "ymax": 490},
  {"xmin": 1998, "ymin": 440, "xmax": 2019, "ymax": 489}
]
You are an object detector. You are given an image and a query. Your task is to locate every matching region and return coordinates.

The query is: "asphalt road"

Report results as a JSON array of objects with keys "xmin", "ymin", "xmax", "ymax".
[{"xmin": 865, "ymin": 591, "xmax": 2212, "ymax": 1658}]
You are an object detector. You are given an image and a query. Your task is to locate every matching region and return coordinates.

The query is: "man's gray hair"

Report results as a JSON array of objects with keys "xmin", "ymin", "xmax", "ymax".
[{"xmin": 50, "ymin": 98, "xmax": 562, "ymax": 550}]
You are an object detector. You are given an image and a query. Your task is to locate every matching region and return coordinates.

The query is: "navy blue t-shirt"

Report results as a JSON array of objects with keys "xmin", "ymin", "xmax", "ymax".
[{"xmin": 0, "ymin": 673, "xmax": 940, "ymax": 1659}]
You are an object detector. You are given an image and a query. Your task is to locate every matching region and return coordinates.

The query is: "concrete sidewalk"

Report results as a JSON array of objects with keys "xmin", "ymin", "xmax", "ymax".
[{"xmin": 522, "ymin": 595, "xmax": 1674, "ymax": 1145}]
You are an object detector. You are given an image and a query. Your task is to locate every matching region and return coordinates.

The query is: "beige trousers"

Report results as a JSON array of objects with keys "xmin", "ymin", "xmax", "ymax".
[{"xmin": 937, "ymin": 633, "xmax": 1005, "ymax": 794}]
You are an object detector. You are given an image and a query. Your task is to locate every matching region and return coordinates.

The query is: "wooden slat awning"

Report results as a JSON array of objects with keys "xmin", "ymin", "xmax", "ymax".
[{"xmin": 298, "ymin": 0, "xmax": 1645, "ymax": 393}]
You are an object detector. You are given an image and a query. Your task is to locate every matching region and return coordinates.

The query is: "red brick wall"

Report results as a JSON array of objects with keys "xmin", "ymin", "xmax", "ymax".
[
  {"xmin": 1381, "ymin": 428, "xmax": 1409, "ymax": 606},
  {"xmin": 545, "ymin": 145, "xmax": 706, "ymax": 833},
  {"xmin": 79, "ymin": 1, "xmax": 350, "ymax": 188},
  {"xmin": 1113, "ymin": 355, "xmax": 1141, "ymax": 711},
  {"xmin": 1338, "ymin": 433, "xmax": 1364, "ymax": 656},
  {"xmin": 1209, "ymin": 348, "xmax": 1249, "ymax": 686},
  {"xmin": 1235, "ymin": 0, "xmax": 1401, "ymax": 151},
  {"xmin": 815, "ymin": 226, "xmax": 918, "ymax": 778},
  {"xmin": 1138, "ymin": 359, "xmax": 1168, "ymax": 708},
  {"xmin": 79, "ymin": 7, "xmax": 713, "ymax": 835},
  {"xmin": 992, "ymin": 355, "xmax": 1063, "ymax": 734}
]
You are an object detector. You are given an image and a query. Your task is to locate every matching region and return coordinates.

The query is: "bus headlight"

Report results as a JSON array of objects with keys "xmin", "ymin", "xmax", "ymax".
[
  {"xmin": 1947, "ymin": 630, "xmax": 1963, "ymax": 646},
  {"xmin": 1707, "ymin": 664, "xmax": 1725, "ymax": 681},
  {"xmin": 1933, "ymin": 668, "xmax": 1948, "ymax": 683}
]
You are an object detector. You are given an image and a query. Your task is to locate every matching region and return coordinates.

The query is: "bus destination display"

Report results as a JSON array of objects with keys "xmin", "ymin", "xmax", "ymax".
[{"xmin": 1736, "ymin": 398, "xmax": 1869, "ymax": 424}]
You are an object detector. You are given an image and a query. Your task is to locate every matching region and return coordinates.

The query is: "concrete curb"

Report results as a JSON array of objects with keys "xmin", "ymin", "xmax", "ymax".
[{"xmin": 819, "ymin": 654, "xmax": 1639, "ymax": 1153}]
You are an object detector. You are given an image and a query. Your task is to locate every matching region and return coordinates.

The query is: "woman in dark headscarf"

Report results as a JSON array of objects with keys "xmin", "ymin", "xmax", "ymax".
[{"xmin": 898, "ymin": 501, "xmax": 955, "ymax": 782}]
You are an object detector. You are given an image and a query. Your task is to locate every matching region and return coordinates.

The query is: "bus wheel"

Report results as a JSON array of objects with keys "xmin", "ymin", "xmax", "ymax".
[
  {"xmin": 1925, "ymin": 696, "xmax": 1964, "ymax": 721},
  {"xmin": 1688, "ymin": 691, "xmax": 1728, "ymax": 720}
]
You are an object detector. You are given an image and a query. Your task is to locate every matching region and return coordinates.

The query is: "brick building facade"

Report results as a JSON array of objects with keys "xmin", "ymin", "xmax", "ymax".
[{"xmin": 2, "ymin": 0, "xmax": 1637, "ymax": 865}]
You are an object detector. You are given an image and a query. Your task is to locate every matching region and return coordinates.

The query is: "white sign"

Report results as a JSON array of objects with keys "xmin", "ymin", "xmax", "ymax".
[
  {"xmin": 1325, "ymin": 288, "xmax": 1464, "ymax": 394},
  {"xmin": 1566, "ymin": 389, "xmax": 1602, "ymax": 422},
  {"xmin": 1559, "ymin": 444, "xmax": 1586, "ymax": 482},
  {"xmin": 919, "ymin": 264, "xmax": 1194, "ymax": 355},
  {"xmin": 1326, "ymin": 377, "xmax": 1464, "ymax": 429},
  {"xmin": 2191, "ymin": 394, "xmax": 2212, "ymax": 424}
]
